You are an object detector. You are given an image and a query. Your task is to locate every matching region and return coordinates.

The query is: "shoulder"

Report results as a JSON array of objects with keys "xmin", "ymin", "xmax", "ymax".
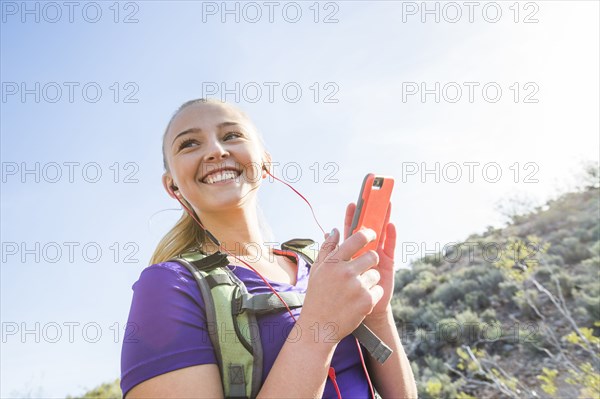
[
  {"xmin": 126, "ymin": 259, "xmax": 208, "ymax": 319},
  {"xmin": 121, "ymin": 261, "xmax": 218, "ymax": 396},
  {"xmin": 132, "ymin": 261, "xmax": 199, "ymax": 298},
  {"xmin": 135, "ymin": 260, "xmax": 195, "ymax": 285},
  {"xmin": 125, "ymin": 260, "xmax": 209, "ymax": 338}
]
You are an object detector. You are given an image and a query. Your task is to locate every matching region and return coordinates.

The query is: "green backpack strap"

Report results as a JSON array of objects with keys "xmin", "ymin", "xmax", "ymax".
[
  {"xmin": 172, "ymin": 251, "xmax": 263, "ymax": 399},
  {"xmin": 281, "ymin": 238, "xmax": 317, "ymax": 265}
]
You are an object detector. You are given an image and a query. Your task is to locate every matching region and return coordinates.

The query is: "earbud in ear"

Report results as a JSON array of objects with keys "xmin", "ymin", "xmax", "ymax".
[{"xmin": 170, "ymin": 185, "xmax": 181, "ymax": 197}]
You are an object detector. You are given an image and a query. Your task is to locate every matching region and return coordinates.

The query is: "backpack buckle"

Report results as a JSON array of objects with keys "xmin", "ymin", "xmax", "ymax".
[
  {"xmin": 191, "ymin": 251, "xmax": 230, "ymax": 271},
  {"xmin": 231, "ymin": 287, "xmax": 244, "ymax": 315}
]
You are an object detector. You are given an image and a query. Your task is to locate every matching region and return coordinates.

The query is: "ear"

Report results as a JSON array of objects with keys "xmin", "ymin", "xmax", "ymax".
[
  {"xmin": 262, "ymin": 151, "xmax": 273, "ymax": 177},
  {"xmin": 162, "ymin": 173, "xmax": 179, "ymax": 199}
]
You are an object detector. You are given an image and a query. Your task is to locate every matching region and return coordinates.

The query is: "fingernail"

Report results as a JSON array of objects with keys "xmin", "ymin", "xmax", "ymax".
[
  {"xmin": 330, "ymin": 228, "xmax": 336, "ymax": 237},
  {"xmin": 365, "ymin": 228, "xmax": 376, "ymax": 240}
]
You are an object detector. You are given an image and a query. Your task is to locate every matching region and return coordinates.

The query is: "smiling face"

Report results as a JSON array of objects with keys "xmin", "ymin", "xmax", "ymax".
[{"xmin": 162, "ymin": 101, "xmax": 270, "ymax": 214}]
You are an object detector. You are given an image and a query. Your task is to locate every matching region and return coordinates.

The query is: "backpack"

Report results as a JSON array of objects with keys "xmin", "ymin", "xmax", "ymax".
[{"xmin": 169, "ymin": 238, "xmax": 391, "ymax": 398}]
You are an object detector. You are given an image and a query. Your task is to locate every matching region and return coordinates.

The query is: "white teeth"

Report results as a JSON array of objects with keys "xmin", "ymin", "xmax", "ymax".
[{"xmin": 203, "ymin": 170, "xmax": 239, "ymax": 184}]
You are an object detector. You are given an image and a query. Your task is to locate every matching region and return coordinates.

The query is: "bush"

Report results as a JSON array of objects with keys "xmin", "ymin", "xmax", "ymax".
[
  {"xmin": 402, "ymin": 276, "xmax": 436, "ymax": 304},
  {"xmin": 67, "ymin": 379, "xmax": 121, "ymax": 399},
  {"xmin": 395, "ymin": 269, "xmax": 416, "ymax": 292},
  {"xmin": 411, "ymin": 356, "xmax": 463, "ymax": 399},
  {"xmin": 477, "ymin": 268, "xmax": 504, "ymax": 292},
  {"xmin": 464, "ymin": 290, "xmax": 490, "ymax": 310},
  {"xmin": 422, "ymin": 253, "xmax": 444, "ymax": 267},
  {"xmin": 550, "ymin": 237, "xmax": 591, "ymax": 264},
  {"xmin": 455, "ymin": 309, "xmax": 483, "ymax": 345},
  {"xmin": 575, "ymin": 291, "xmax": 600, "ymax": 321},
  {"xmin": 498, "ymin": 280, "xmax": 520, "ymax": 304},
  {"xmin": 514, "ymin": 289, "xmax": 542, "ymax": 320},
  {"xmin": 432, "ymin": 279, "xmax": 479, "ymax": 306},
  {"xmin": 556, "ymin": 272, "xmax": 574, "ymax": 298},
  {"xmin": 413, "ymin": 301, "xmax": 447, "ymax": 331},
  {"xmin": 480, "ymin": 308, "xmax": 497, "ymax": 323},
  {"xmin": 393, "ymin": 302, "xmax": 416, "ymax": 324}
]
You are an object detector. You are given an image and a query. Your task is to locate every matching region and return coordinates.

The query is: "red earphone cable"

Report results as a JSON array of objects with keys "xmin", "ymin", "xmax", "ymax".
[
  {"xmin": 356, "ymin": 338, "xmax": 376, "ymax": 399},
  {"xmin": 264, "ymin": 169, "xmax": 327, "ymax": 236}
]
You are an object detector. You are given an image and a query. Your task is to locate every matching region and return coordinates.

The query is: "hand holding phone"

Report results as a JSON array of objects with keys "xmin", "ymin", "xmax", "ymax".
[
  {"xmin": 345, "ymin": 173, "xmax": 395, "ymax": 363},
  {"xmin": 348, "ymin": 174, "xmax": 394, "ymax": 259}
]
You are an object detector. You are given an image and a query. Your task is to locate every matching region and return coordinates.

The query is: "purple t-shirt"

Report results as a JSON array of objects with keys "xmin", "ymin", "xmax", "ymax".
[{"xmin": 120, "ymin": 252, "xmax": 370, "ymax": 398}]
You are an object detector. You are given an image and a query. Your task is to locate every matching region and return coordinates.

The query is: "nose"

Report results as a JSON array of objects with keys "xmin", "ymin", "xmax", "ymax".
[{"xmin": 203, "ymin": 136, "xmax": 229, "ymax": 161}]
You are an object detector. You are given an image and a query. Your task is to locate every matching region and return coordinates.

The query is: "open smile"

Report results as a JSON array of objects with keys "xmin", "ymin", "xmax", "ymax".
[{"xmin": 200, "ymin": 169, "xmax": 242, "ymax": 184}]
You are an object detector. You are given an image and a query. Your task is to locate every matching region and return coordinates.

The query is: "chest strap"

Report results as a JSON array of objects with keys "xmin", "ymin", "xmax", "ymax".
[
  {"xmin": 234, "ymin": 292, "xmax": 305, "ymax": 315},
  {"xmin": 204, "ymin": 271, "xmax": 305, "ymax": 315}
]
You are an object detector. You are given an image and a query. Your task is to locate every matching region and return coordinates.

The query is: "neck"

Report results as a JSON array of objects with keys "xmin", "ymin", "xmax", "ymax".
[{"xmin": 197, "ymin": 203, "xmax": 271, "ymax": 258}]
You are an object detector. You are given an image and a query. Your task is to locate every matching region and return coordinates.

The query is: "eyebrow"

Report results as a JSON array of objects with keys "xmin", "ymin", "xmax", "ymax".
[{"xmin": 171, "ymin": 122, "xmax": 242, "ymax": 147}]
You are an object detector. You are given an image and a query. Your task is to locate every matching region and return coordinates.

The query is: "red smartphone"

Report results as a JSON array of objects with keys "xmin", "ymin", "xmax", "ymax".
[{"xmin": 349, "ymin": 174, "xmax": 394, "ymax": 259}]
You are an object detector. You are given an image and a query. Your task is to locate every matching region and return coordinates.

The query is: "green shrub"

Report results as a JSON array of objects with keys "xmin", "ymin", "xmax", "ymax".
[
  {"xmin": 480, "ymin": 308, "xmax": 497, "ymax": 324},
  {"xmin": 575, "ymin": 291, "xmax": 600, "ymax": 321},
  {"xmin": 432, "ymin": 279, "xmax": 479, "ymax": 306},
  {"xmin": 415, "ymin": 366, "xmax": 461, "ymax": 399},
  {"xmin": 402, "ymin": 277, "xmax": 435, "ymax": 304},
  {"xmin": 413, "ymin": 301, "xmax": 447, "ymax": 331},
  {"xmin": 395, "ymin": 269, "xmax": 416, "ymax": 292},
  {"xmin": 455, "ymin": 309, "xmax": 483, "ymax": 345},
  {"xmin": 67, "ymin": 379, "xmax": 121, "ymax": 399},
  {"xmin": 498, "ymin": 280, "xmax": 520, "ymax": 304},
  {"xmin": 393, "ymin": 302, "xmax": 416, "ymax": 324},
  {"xmin": 556, "ymin": 272, "xmax": 574, "ymax": 298},
  {"xmin": 422, "ymin": 253, "xmax": 444, "ymax": 267},
  {"xmin": 514, "ymin": 289, "xmax": 542, "ymax": 320},
  {"xmin": 477, "ymin": 268, "xmax": 504, "ymax": 292},
  {"xmin": 551, "ymin": 237, "xmax": 592, "ymax": 264},
  {"xmin": 464, "ymin": 290, "xmax": 490, "ymax": 310}
]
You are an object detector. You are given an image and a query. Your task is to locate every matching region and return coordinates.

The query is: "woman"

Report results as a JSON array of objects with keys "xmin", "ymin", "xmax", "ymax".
[{"xmin": 120, "ymin": 98, "xmax": 417, "ymax": 398}]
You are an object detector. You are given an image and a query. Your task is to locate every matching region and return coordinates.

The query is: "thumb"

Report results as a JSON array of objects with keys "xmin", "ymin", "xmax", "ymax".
[{"xmin": 314, "ymin": 228, "xmax": 339, "ymax": 267}]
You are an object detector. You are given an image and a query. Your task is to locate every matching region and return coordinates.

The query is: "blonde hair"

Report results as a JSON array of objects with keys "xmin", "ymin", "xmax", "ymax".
[{"xmin": 149, "ymin": 99, "xmax": 272, "ymax": 265}]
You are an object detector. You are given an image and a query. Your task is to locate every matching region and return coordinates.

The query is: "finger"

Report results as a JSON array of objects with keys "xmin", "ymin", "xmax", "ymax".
[
  {"xmin": 377, "ymin": 202, "xmax": 392, "ymax": 252},
  {"xmin": 314, "ymin": 228, "xmax": 340, "ymax": 267},
  {"xmin": 347, "ymin": 249, "xmax": 379, "ymax": 275},
  {"xmin": 335, "ymin": 228, "xmax": 376, "ymax": 262},
  {"xmin": 369, "ymin": 285, "xmax": 385, "ymax": 309},
  {"xmin": 382, "ymin": 222, "xmax": 397, "ymax": 260},
  {"xmin": 359, "ymin": 268, "xmax": 381, "ymax": 288},
  {"xmin": 344, "ymin": 202, "xmax": 356, "ymax": 240}
]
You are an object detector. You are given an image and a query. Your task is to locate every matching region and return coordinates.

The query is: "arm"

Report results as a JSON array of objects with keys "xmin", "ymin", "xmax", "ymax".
[
  {"xmin": 345, "ymin": 203, "xmax": 418, "ymax": 398},
  {"xmin": 256, "ymin": 316, "xmax": 338, "ymax": 398},
  {"xmin": 126, "ymin": 365, "xmax": 224, "ymax": 399},
  {"xmin": 364, "ymin": 309, "xmax": 417, "ymax": 398},
  {"xmin": 259, "ymin": 227, "xmax": 387, "ymax": 398}
]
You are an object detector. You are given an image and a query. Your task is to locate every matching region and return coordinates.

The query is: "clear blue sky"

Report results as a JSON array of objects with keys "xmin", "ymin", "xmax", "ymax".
[{"xmin": 1, "ymin": 1, "xmax": 598, "ymax": 397}]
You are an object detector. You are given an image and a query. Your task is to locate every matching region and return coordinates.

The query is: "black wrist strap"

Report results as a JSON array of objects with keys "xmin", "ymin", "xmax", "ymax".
[{"xmin": 352, "ymin": 323, "xmax": 393, "ymax": 364}]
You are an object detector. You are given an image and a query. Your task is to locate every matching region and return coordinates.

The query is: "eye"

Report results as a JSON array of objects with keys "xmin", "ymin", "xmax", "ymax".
[
  {"xmin": 178, "ymin": 138, "xmax": 199, "ymax": 151},
  {"xmin": 224, "ymin": 131, "xmax": 243, "ymax": 140}
]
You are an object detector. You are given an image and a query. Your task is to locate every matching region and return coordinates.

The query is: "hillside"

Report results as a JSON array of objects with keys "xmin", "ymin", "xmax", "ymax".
[
  {"xmin": 392, "ymin": 187, "xmax": 600, "ymax": 398},
  {"xmin": 70, "ymin": 187, "xmax": 599, "ymax": 398}
]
